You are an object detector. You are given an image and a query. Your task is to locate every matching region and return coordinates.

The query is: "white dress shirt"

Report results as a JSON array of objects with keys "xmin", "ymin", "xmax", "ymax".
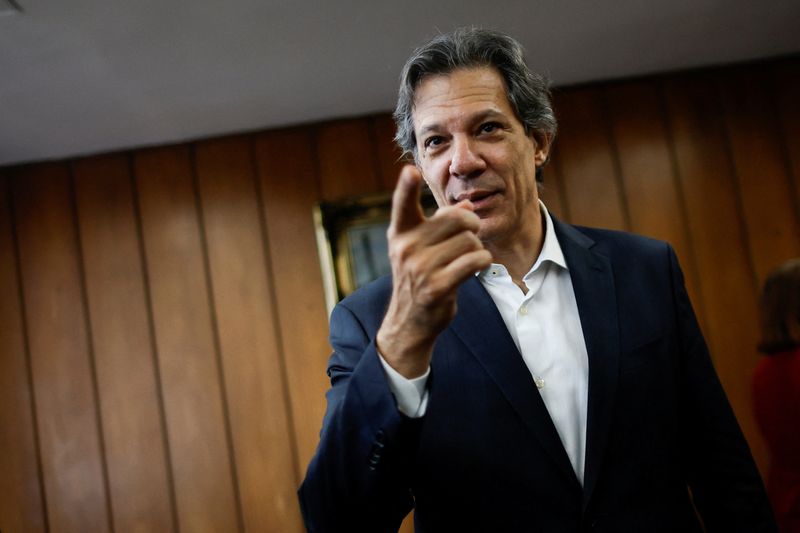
[{"xmin": 379, "ymin": 202, "xmax": 589, "ymax": 483}]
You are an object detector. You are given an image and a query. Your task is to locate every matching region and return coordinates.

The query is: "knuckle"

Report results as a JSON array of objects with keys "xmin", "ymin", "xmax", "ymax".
[
  {"xmin": 463, "ymin": 213, "xmax": 481, "ymax": 231},
  {"xmin": 456, "ymin": 210, "xmax": 480, "ymax": 231},
  {"xmin": 425, "ymin": 277, "xmax": 451, "ymax": 301},
  {"xmin": 449, "ymin": 205, "xmax": 473, "ymax": 220},
  {"xmin": 455, "ymin": 230, "xmax": 482, "ymax": 253},
  {"xmin": 418, "ymin": 285, "xmax": 441, "ymax": 306},
  {"xmin": 406, "ymin": 255, "xmax": 422, "ymax": 275},
  {"xmin": 390, "ymin": 238, "xmax": 413, "ymax": 262},
  {"xmin": 433, "ymin": 206, "xmax": 459, "ymax": 223},
  {"xmin": 463, "ymin": 229, "xmax": 482, "ymax": 246}
]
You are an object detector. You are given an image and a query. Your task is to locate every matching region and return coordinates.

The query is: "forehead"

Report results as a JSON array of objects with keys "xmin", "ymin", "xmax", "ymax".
[{"xmin": 411, "ymin": 67, "xmax": 516, "ymax": 131}]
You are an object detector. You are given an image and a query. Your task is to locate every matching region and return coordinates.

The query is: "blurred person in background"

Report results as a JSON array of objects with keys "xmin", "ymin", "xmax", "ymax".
[{"xmin": 754, "ymin": 258, "xmax": 800, "ymax": 532}]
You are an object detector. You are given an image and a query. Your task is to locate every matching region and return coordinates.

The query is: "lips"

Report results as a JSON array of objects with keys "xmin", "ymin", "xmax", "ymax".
[{"xmin": 453, "ymin": 189, "xmax": 498, "ymax": 209}]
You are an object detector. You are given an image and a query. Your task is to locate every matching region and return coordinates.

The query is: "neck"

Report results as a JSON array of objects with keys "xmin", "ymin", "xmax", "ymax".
[{"xmin": 484, "ymin": 209, "xmax": 545, "ymax": 286}]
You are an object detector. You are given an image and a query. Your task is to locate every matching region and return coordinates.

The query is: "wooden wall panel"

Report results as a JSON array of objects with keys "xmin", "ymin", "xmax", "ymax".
[
  {"xmin": 194, "ymin": 136, "xmax": 303, "ymax": 532},
  {"xmin": 72, "ymin": 155, "xmax": 176, "ymax": 533},
  {"xmin": 11, "ymin": 164, "xmax": 111, "ymax": 533},
  {"xmin": 372, "ymin": 113, "xmax": 405, "ymax": 192},
  {"xmin": 553, "ymin": 88, "xmax": 629, "ymax": 230},
  {"xmin": 772, "ymin": 62, "xmax": 800, "ymax": 237},
  {"xmin": 254, "ymin": 128, "xmax": 331, "ymax": 477},
  {"xmin": 0, "ymin": 175, "xmax": 46, "ymax": 533},
  {"xmin": 134, "ymin": 147, "xmax": 241, "ymax": 533},
  {"xmin": 317, "ymin": 118, "xmax": 382, "ymax": 201},
  {"xmin": 663, "ymin": 74, "xmax": 766, "ymax": 471},
  {"xmin": 719, "ymin": 66, "xmax": 800, "ymax": 285},
  {"xmin": 604, "ymin": 80, "xmax": 706, "ymax": 325}
]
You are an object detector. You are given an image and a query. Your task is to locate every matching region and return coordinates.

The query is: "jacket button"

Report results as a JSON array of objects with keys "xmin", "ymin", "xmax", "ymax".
[{"xmin": 367, "ymin": 431, "xmax": 386, "ymax": 470}]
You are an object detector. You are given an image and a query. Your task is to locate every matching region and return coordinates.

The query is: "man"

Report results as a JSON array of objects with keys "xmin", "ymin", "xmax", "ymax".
[{"xmin": 299, "ymin": 28, "xmax": 775, "ymax": 532}]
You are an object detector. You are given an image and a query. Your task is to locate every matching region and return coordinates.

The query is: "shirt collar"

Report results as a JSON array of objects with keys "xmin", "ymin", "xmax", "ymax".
[
  {"xmin": 477, "ymin": 200, "xmax": 568, "ymax": 279},
  {"xmin": 531, "ymin": 200, "xmax": 567, "ymax": 272}
]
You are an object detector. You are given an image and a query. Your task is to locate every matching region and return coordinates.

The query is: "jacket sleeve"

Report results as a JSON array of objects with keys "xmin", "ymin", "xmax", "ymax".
[
  {"xmin": 668, "ymin": 246, "xmax": 777, "ymax": 532},
  {"xmin": 298, "ymin": 300, "xmax": 420, "ymax": 533}
]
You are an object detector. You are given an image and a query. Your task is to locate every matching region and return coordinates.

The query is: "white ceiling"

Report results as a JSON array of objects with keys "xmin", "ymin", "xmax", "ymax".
[{"xmin": 1, "ymin": 0, "xmax": 799, "ymax": 166}]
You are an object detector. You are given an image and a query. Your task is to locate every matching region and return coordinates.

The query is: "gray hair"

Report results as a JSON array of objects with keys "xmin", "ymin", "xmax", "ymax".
[{"xmin": 393, "ymin": 27, "xmax": 557, "ymax": 182}]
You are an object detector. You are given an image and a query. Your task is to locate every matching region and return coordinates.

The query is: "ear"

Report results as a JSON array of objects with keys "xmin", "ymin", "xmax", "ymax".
[{"xmin": 529, "ymin": 130, "xmax": 553, "ymax": 166}]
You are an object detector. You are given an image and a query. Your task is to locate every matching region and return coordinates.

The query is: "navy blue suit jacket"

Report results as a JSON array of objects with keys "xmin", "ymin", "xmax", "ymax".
[{"xmin": 299, "ymin": 218, "xmax": 775, "ymax": 532}]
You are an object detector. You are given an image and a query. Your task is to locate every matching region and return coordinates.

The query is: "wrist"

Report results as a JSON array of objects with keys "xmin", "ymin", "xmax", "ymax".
[{"xmin": 376, "ymin": 326, "xmax": 433, "ymax": 379}]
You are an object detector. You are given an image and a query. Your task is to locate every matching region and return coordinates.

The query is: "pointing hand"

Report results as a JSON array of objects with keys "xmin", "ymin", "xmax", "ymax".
[{"xmin": 376, "ymin": 166, "xmax": 493, "ymax": 378}]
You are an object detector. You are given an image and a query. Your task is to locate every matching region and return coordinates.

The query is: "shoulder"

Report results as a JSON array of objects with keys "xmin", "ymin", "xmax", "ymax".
[
  {"xmin": 555, "ymin": 219, "xmax": 674, "ymax": 265},
  {"xmin": 332, "ymin": 275, "xmax": 393, "ymax": 335},
  {"xmin": 339, "ymin": 274, "xmax": 392, "ymax": 310},
  {"xmin": 573, "ymin": 224, "xmax": 670, "ymax": 257},
  {"xmin": 553, "ymin": 220, "xmax": 681, "ymax": 293}
]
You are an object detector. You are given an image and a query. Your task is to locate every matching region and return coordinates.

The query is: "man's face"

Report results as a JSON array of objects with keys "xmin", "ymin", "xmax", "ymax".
[{"xmin": 412, "ymin": 67, "xmax": 550, "ymax": 249}]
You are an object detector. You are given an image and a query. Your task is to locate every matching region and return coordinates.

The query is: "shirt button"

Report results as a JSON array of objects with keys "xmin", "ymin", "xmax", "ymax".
[
  {"xmin": 534, "ymin": 376, "xmax": 545, "ymax": 389},
  {"xmin": 519, "ymin": 305, "xmax": 528, "ymax": 315}
]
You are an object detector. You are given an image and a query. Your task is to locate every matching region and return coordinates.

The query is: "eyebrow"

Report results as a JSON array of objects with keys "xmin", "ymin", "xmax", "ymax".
[{"xmin": 416, "ymin": 109, "xmax": 508, "ymax": 139}]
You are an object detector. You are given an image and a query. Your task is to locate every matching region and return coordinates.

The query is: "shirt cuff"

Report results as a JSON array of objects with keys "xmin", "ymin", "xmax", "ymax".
[{"xmin": 377, "ymin": 353, "xmax": 430, "ymax": 418}]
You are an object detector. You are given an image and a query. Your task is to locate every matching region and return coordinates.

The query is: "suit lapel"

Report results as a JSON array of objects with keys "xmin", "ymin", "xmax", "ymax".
[
  {"xmin": 445, "ymin": 218, "xmax": 620, "ymax": 504},
  {"xmin": 552, "ymin": 219, "xmax": 620, "ymax": 509},
  {"xmin": 449, "ymin": 277, "xmax": 580, "ymax": 489}
]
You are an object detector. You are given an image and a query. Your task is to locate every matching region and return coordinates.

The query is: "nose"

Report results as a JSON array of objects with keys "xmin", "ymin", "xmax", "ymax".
[{"xmin": 448, "ymin": 136, "xmax": 486, "ymax": 179}]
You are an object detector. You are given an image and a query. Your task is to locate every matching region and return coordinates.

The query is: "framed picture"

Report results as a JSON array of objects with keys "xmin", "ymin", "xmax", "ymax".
[{"xmin": 314, "ymin": 190, "xmax": 437, "ymax": 314}]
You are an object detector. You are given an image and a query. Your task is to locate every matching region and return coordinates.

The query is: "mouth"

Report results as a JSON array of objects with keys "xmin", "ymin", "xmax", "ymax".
[{"xmin": 453, "ymin": 189, "xmax": 499, "ymax": 210}]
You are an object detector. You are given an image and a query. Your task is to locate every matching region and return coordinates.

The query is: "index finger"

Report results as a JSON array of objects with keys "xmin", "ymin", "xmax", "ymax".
[{"xmin": 390, "ymin": 165, "xmax": 425, "ymax": 234}]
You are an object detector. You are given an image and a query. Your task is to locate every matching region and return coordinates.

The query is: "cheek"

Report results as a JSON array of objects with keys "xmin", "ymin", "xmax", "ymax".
[
  {"xmin": 428, "ymin": 186, "xmax": 447, "ymax": 207},
  {"xmin": 512, "ymin": 161, "xmax": 538, "ymax": 203},
  {"xmin": 420, "ymin": 165, "xmax": 449, "ymax": 206},
  {"xmin": 421, "ymin": 176, "xmax": 447, "ymax": 207}
]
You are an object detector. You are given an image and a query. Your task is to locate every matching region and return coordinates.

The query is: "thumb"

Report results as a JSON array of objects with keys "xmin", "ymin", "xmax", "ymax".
[{"xmin": 390, "ymin": 165, "xmax": 425, "ymax": 233}]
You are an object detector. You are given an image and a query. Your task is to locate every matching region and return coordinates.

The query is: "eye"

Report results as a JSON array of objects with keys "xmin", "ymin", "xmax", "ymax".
[
  {"xmin": 424, "ymin": 136, "xmax": 444, "ymax": 148},
  {"xmin": 479, "ymin": 122, "xmax": 501, "ymax": 134}
]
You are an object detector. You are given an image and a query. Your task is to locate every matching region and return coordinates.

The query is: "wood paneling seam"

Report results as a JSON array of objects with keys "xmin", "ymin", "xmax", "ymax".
[
  {"xmin": 767, "ymin": 65, "xmax": 800, "ymax": 230},
  {"xmin": 67, "ymin": 164, "xmax": 117, "ymax": 533},
  {"xmin": 6, "ymin": 173, "xmax": 51, "ymax": 533},
  {"xmin": 128, "ymin": 153, "xmax": 180, "ymax": 533},
  {"xmin": 656, "ymin": 80, "xmax": 709, "ymax": 330},
  {"xmin": 715, "ymin": 78, "xmax": 761, "ymax": 296},
  {"xmin": 600, "ymin": 88, "xmax": 633, "ymax": 232},
  {"xmin": 249, "ymin": 135, "xmax": 303, "ymax": 486},
  {"xmin": 368, "ymin": 116, "xmax": 393, "ymax": 192},
  {"xmin": 188, "ymin": 144, "xmax": 246, "ymax": 533}
]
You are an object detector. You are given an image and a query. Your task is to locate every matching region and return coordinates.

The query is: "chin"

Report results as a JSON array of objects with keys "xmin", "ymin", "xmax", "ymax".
[{"xmin": 476, "ymin": 221, "xmax": 505, "ymax": 244}]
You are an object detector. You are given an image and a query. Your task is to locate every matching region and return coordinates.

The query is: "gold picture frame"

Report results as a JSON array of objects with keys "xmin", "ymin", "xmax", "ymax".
[{"xmin": 314, "ymin": 190, "xmax": 437, "ymax": 314}]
